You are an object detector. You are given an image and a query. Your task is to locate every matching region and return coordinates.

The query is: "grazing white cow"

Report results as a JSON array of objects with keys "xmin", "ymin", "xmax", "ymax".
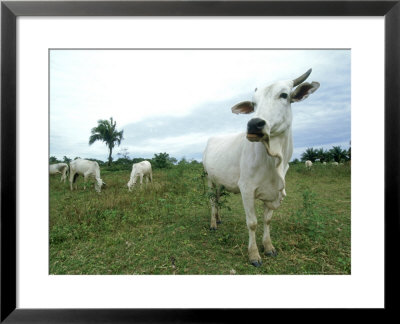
[
  {"xmin": 69, "ymin": 159, "xmax": 105, "ymax": 192},
  {"xmin": 305, "ymin": 160, "xmax": 313, "ymax": 169},
  {"xmin": 322, "ymin": 161, "xmax": 327, "ymax": 165},
  {"xmin": 49, "ymin": 163, "xmax": 69, "ymax": 183},
  {"xmin": 331, "ymin": 161, "xmax": 339, "ymax": 166},
  {"xmin": 203, "ymin": 69, "xmax": 320, "ymax": 267},
  {"xmin": 127, "ymin": 161, "xmax": 153, "ymax": 191}
]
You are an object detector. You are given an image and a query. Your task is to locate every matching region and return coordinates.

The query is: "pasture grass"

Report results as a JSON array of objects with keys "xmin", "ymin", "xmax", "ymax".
[{"xmin": 49, "ymin": 162, "xmax": 351, "ymax": 275}]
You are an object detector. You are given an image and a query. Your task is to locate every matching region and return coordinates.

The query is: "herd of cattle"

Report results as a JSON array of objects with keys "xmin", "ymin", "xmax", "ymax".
[
  {"xmin": 305, "ymin": 160, "xmax": 340, "ymax": 169},
  {"xmin": 50, "ymin": 159, "xmax": 152, "ymax": 193},
  {"xmin": 50, "ymin": 69, "xmax": 321, "ymax": 267}
]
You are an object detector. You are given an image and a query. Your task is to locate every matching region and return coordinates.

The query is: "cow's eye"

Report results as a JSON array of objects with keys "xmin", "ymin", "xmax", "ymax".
[{"xmin": 280, "ymin": 93, "xmax": 288, "ymax": 99}]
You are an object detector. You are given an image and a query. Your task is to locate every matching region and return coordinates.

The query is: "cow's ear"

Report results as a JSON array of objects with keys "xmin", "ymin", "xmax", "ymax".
[
  {"xmin": 290, "ymin": 82, "xmax": 320, "ymax": 103},
  {"xmin": 231, "ymin": 101, "xmax": 255, "ymax": 114}
]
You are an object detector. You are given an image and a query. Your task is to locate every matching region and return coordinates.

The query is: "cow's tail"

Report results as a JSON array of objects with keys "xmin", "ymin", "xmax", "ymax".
[{"xmin": 201, "ymin": 169, "xmax": 208, "ymax": 195}]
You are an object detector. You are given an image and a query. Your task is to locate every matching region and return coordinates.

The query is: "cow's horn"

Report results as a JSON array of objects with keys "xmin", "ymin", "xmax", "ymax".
[{"xmin": 293, "ymin": 68, "xmax": 312, "ymax": 87}]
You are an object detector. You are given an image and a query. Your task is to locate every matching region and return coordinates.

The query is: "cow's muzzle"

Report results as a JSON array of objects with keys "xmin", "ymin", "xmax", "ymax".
[{"xmin": 247, "ymin": 118, "xmax": 267, "ymax": 142}]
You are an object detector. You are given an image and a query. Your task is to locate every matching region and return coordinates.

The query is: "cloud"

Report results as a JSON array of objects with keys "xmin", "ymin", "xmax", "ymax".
[{"xmin": 50, "ymin": 49, "xmax": 351, "ymax": 162}]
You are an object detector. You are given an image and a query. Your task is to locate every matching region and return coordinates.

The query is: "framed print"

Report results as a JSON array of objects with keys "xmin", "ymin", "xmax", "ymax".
[{"xmin": 1, "ymin": 0, "xmax": 399, "ymax": 322}]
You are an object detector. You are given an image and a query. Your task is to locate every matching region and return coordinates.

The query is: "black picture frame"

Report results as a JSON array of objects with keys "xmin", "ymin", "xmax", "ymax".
[{"xmin": 1, "ymin": 0, "xmax": 399, "ymax": 322}]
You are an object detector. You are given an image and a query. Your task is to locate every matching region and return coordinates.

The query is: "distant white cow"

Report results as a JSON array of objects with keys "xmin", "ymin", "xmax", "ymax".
[
  {"xmin": 69, "ymin": 159, "xmax": 104, "ymax": 192},
  {"xmin": 305, "ymin": 160, "xmax": 313, "ymax": 169},
  {"xmin": 49, "ymin": 163, "xmax": 69, "ymax": 183},
  {"xmin": 127, "ymin": 161, "xmax": 152, "ymax": 191},
  {"xmin": 322, "ymin": 161, "xmax": 327, "ymax": 165},
  {"xmin": 331, "ymin": 161, "xmax": 339, "ymax": 166},
  {"xmin": 203, "ymin": 69, "xmax": 320, "ymax": 267}
]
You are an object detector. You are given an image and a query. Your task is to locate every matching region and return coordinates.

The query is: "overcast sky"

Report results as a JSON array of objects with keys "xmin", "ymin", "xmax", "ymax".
[{"xmin": 50, "ymin": 49, "xmax": 350, "ymax": 162}]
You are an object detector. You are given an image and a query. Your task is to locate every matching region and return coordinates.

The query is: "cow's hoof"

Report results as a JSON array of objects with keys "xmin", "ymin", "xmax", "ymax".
[
  {"xmin": 250, "ymin": 260, "xmax": 262, "ymax": 267},
  {"xmin": 265, "ymin": 249, "xmax": 278, "ymax": 257},
  {"xmin": 264, "ymin": 250, "xmax": 278, "ymax": 257},
  {"xmin": 210, "ymin": 227, "xmax": 217, "ymax": 231},
  {"xmin": 216, "ymin": 220, "xmax": 222, "ymax": 224}
]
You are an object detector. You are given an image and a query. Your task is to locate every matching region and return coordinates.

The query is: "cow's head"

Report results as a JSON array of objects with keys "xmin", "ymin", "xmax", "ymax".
[
  {"xmin": 95, "ymin": 178, "xmax": 104, "ymax": 192},
  {"xmin": 127, "ymin": 180, "xmax": 134, "ymax": 191},
  {"xmin": 231, "ymin": 69, "xmax": 320, "ymax": 143}
]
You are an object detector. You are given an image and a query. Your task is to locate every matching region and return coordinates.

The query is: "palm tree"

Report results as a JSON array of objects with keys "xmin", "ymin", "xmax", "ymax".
[
  {"xmin": 316, "ymin": 147, "xmax": 329, "ymax": 163},
  {"xmin": 89, "ymin": 117, "xmax": 124, "ymax": 166},
  {"xmin": 329, "ymin": 146, "xmax": 347, "ymax": 163},
  {"xmin": 301, "ymin": 147, "xmax": 318, "ymax": 162}
]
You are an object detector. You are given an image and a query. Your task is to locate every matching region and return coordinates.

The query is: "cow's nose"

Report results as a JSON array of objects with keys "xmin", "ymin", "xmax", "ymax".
[{"xmin": 247, "ymin": 118, "xmax": 266, "ymax": 134}]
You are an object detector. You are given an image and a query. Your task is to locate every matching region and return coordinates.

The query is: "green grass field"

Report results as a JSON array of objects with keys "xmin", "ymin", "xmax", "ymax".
[{"xmin": 49, "ymin": 162, "xmax": 351, "ymax": 275}]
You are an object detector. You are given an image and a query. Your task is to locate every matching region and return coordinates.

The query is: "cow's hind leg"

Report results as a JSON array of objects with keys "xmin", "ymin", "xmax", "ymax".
[
  {"xmin": 262, "ymin": 205, "xmax": 277, "ymax": 257},
  {"xmin": 69, "ymin": 171, "xmax": 76, "ymax": 191},
  {"xmin": 63, "ymin": 167, "xmax": 68, "ymax": 183},
  {"xmin": 208, "ymin": 179, "xmax": 220, "ymax": 230},
  {"xmin": 241, "ymin": 190, "xmax": 262, "ymax": 267}
]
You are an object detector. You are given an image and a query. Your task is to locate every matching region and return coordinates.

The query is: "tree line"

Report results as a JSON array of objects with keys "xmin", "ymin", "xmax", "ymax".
[
  {"xmin": 293, "ymin": 145, "xmax": 351, "ymax": 164},
  {"xmin": 51, "ymin": 116, "xmax": 350, "ymax": 167}
]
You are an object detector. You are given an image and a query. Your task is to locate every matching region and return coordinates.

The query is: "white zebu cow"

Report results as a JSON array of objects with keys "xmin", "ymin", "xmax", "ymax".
[
  {"xmin": 49, "ymin": 163, "xmax": 69, "ymax": 183},
  {"xmin": 203, "ymin": 69, "xmax": 320, "ymax": 267},
  {"xmin": 127, "ymin": 161, "xmax": 153, "ymax": 191},
  {"xmin": 305, "ymin": 160, "xmax": 313, "ymax": 169},
  {"xmin": 69, "ymin": 159, "xmax": 104, "ymax": 192}
]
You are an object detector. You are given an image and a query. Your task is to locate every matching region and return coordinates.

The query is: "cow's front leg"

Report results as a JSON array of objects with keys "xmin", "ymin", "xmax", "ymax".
[
  {"xmin": 83, "ymin": 175, "xmax": 88, "ymax": 190},
  {"xmin": 241, "ymin": 190, "xmax": 262, "ymax": 267},
  {"xmin": 263, "ymin": 205, "xmax": 277, "ymax": 257}
]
